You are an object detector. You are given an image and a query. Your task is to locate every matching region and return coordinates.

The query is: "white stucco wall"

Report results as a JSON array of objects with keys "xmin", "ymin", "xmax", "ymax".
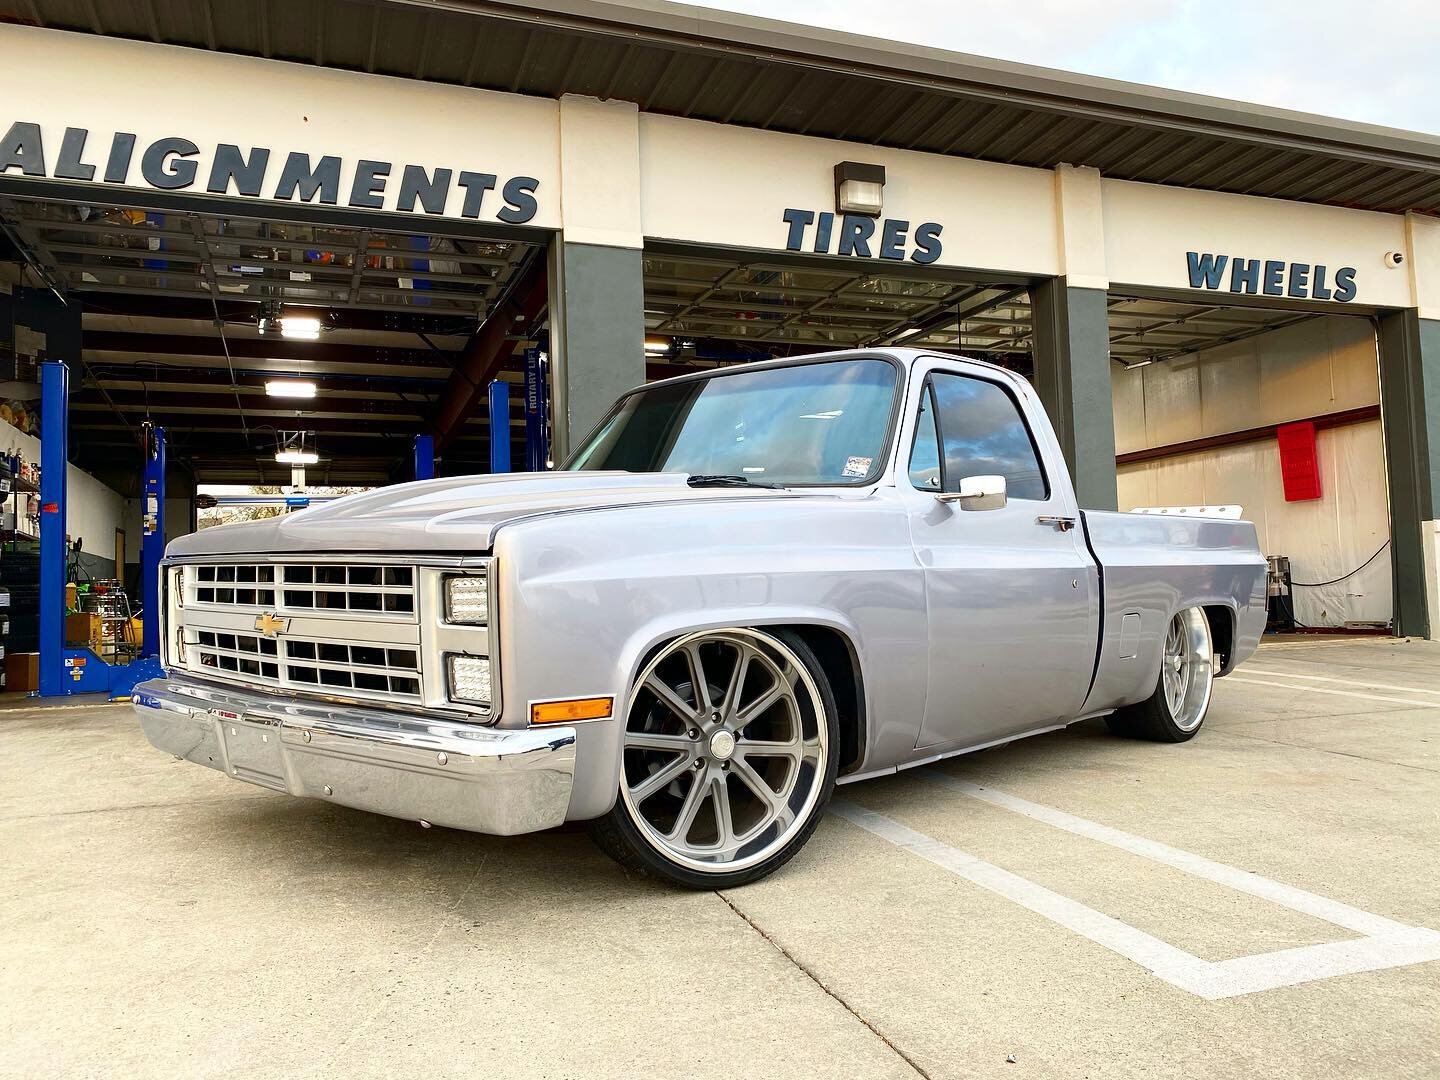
[{"xmin": 0, "ymin": 24, "xmax": 562, "ymax": 230}]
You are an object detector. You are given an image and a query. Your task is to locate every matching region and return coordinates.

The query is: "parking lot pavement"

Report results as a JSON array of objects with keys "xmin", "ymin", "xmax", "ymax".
[{"xmin": 3, "ymin": 638, "xmax": 1438, "ymax": 1079}]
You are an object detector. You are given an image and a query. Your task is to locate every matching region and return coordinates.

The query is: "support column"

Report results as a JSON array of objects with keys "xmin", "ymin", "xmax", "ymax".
[
  {"xmin": 549, "ymin": 95, "xmax": 646, "ymax": 462},
  {"xmin": 1031, "ymin": 278, "xmax": 1118, "ymax": 510},
  {"xmin": 1033, "ymin": 165, "xmax": 1117, "ymax": 510},
  {"xmin": 1376, "ymin": 310, "xmax": 1440, "ymax": 638},
  {"xmin": 548, "ymin": 243, "xmax": 644, "ymax": 460}
]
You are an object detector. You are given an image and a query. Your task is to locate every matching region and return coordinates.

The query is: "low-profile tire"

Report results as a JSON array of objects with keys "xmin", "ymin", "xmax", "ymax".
[
  {"xmin": 1106, "ymin": 607, "xmax": 1215, "ymax": 743},
  {"xmin": 590, "ymin": 627, "xmax": 840, "ymax": 889}
]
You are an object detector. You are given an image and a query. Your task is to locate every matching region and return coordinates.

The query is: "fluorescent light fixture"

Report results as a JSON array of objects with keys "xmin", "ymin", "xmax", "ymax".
[
  {"xmin": 834, "ymin": 161, "xmax": 886, "ymax": 218},
  {"xmin": 280, "ymin": 316, "xmax": 322, "ymax": 341},
  {"xmin": 895, "ymin": 327, "xmax": 924, "ymax": 341},
  {"xmin": 644, "ymin": 338, "xmax": 670, "ymax": 354},
  {"xmin": 265, "ymin": 379, "xmax": 317, "ymax": 399},
  {"xmin": 275, "ymin": 450, "xmax": 319, "ymax": 465}
]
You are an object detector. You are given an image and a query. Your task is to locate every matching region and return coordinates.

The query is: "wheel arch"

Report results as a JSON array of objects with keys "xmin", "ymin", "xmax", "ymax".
[
  {"xmin": 1201, "ymin": 603, "xmax": 1238, "ymax": 675},
  {"xmin": 622, "ymin": 612, "xmax": 870, "ymax": 778},
  {"xmin": 777, "ymin": 623, "xmax": 867, "ymax": 778}
]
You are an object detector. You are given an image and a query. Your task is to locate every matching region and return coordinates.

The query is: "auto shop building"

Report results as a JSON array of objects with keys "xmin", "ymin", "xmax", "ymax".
[{"xmin": 3, "ymin": 0, "xmax": 1440, "ymax": 645}]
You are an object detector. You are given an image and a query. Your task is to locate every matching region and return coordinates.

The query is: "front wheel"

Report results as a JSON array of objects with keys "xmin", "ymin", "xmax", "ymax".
[
  {"xmin": 1107, "ymin": 608, "xmax": 1215, "ymax": 742},
  {"xmin": 590, "ymin": 627, "xmax": 839, "ymax": 889}
]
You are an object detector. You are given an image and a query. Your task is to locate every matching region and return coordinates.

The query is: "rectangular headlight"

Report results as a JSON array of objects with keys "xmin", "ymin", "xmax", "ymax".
[
  {"xmin": 447, "ymin": 655, "xmax": 492, "ymax": 707},
  {"xmin": 444, "ymin": 574, "xmax": 489, "ymax": 625}
]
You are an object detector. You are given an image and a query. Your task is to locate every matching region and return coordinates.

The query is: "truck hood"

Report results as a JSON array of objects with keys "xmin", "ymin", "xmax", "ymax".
[{"xmin": 168, "ymin": 472, "xmax": 818, "ymax": 557}]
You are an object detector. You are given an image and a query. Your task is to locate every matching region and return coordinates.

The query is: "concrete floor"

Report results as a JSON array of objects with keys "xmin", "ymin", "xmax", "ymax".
[{"xmin": 3, "ymin": 638, "xmax": 1438, "ymax": 1079}]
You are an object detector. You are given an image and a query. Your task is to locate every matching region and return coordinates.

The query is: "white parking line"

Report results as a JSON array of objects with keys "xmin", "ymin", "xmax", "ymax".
[
  {"xmin": 831, "ymin": 780, "xmax": 1440, "ymax": 1000},
  {"xmin": 1244, "ymin": 665, "xmax": 1440, "ymax": 698},
  {"xmin": 930, "ymin": 774, "xmax": 1408, "ymax": 936},
  {"xmin": 1222, "ymin": 675, "xmax": 1440, "ymax": 710}
]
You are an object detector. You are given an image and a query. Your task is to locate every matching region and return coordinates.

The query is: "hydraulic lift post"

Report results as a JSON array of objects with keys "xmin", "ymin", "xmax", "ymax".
[
  {"xmin": 37, "ymin": 360, "xmax": 164, "ymax": 698},
  {"xmin": 524, "ymin": 345, "xmax": 549, "ymax": 471},
  {"xmin": 489, "ymin": 380, "xmax": 511, "ymax": 474},
  {"xmin": 412, "ymin": 434, "xmax": 435, "ymax": 481},
  {"xmin": 140, "ymin": 424, "xmax": 166, "ymax": 658},
  {"xmin": 37, "ymin": 361, "xmax": 67, "ymax": 697}
]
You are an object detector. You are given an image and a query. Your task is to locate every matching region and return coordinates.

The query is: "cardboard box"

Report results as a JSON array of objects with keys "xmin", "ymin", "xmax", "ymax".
[
  {"xmin": 5, "ymin": 652, "xmax": 38, "ymax": 693},
  {"xmin": 66, "ymin": 612, "xmax": 102, "ymax": 648}
]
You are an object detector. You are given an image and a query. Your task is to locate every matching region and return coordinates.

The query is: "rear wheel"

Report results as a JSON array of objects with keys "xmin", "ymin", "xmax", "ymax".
[
  {"xmin": 590, "ymin": 627, "xmax": 838, "ymax": 889},
  {"xmin": 1107, "ymin": 608, "xmax": 1214, "ymax": 742}
]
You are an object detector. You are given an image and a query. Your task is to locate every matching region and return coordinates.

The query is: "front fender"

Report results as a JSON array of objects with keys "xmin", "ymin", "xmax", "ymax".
[{"xmin": 491, "ymin": 499, "xmax": 925, "ymax": 821}]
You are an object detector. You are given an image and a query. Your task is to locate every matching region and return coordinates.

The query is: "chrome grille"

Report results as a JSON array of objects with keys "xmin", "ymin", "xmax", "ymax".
[
  {"xmin": 189, "ymin": 562, "xmax": 415, "ymax": 618},
  {"xmin": 187, "ymin": 627, "xmax": 422, "ymax": 702},
  {"xmin": 166, "ymin": 556, "xmax": 498, "ymax": 720}
]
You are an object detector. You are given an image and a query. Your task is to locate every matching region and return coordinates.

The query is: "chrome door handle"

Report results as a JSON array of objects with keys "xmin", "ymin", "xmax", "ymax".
[{"xmin": 1036, "ymin": 515, "xmax": 1077, "ymax": 532}]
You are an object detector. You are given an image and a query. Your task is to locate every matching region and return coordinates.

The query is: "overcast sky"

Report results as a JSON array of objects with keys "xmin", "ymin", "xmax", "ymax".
[{"xmin": 688, "ymin": 0, "xmax": 1440, "ymax": 136}]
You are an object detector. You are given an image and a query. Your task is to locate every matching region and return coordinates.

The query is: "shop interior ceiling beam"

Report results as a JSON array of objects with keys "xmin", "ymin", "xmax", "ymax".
[
  {"xmin": 79, "ymin": 366, "xmax": 451, "ymax": 394},
  {"xmin": 430, "ymin": 258, "xmax": 548, "ymax": 451},
  {"xmin": 72, "ymin": 410, "xmax": 523, "ymax": 438},
  {"xmin": 68, "ymin": 389, "xmax": 432, "ymax": 419},
  {"xmin": 77, "ymin": 293, "xmax": 482, "ymax": 335},
  {"xmin": 81, "ymin": 330, "xmax": 449, "ymax": 369}
]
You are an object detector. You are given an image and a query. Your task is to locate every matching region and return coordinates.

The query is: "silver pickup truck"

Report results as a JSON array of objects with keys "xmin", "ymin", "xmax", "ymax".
[{"xmin": 135, "ymin": 348, "xmax": 1266, "ymax": 887}]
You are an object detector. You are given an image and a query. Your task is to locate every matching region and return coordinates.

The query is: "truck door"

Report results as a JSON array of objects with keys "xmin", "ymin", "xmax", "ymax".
[{"xmin": 903, "ymin": 364, "xmax": 1099, "ymax": 750}]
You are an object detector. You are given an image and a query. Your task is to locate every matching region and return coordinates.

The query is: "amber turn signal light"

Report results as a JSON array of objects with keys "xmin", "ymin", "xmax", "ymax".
[{"xmin": 530, "ymin": 697, "xmax": 614, "ymax": 725}]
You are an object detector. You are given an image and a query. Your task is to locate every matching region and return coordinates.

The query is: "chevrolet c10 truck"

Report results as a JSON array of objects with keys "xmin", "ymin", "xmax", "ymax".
[{"xmin": 135, "ymin": 348, "xmax": 1267, "ymax": 887}]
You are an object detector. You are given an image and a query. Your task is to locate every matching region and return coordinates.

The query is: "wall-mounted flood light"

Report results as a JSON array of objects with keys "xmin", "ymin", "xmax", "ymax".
[{"xmin": 835, "ymin": 161, "xmax": 886, "ymax": 218}]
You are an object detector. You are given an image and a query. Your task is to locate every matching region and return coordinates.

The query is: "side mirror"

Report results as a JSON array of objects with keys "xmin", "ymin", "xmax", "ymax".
[{"xmin": 936, "ymin": 474, "xmax": 1007, "ymax": 511}]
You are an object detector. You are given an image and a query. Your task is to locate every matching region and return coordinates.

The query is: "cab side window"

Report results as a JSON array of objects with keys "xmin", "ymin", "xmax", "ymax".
[
  {"xmin": 908, "ymin": 383, "xmax": 942, "ymax": 491},
  {"xmin": 928, "ymin": 372, "xmax": 1049, "ymax": 501}
]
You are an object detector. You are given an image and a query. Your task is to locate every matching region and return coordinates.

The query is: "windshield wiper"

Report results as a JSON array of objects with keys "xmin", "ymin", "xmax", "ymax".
[{"xmin": 686, "ymin": 474, "xmax": 781, "ymax": 489}]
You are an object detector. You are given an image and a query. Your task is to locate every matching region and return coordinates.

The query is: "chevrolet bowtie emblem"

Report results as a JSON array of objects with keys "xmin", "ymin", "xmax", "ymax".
[{"xmin": 254, "ymin": 612, "xmax": 289, "ymax": 638}]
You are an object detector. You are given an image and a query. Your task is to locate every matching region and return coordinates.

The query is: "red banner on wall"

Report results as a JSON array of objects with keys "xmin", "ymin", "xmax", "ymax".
[{"xmin": 1277, "ymin": 421, "xmax": 1322, "ymax": 501}]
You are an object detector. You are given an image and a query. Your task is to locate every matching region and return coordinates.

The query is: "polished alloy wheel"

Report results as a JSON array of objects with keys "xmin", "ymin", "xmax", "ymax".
[
  {"xmin": 1162, "ymin": 608, "xmax": 1213, "ymax": 732},
  {"xmin": 619, "ymin": 628, "xmax": 829, "ymax": 874}
]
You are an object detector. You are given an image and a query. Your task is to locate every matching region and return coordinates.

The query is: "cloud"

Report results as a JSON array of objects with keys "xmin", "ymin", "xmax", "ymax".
[{"xmin": 688, "ymin": 0, "xmax": 1440, "ymax": 134}]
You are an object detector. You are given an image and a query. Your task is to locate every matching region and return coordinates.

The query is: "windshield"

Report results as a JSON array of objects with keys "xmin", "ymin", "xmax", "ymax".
[{"xmin": 566, "ymin": 357, "xmax": 899, "ymax": 486}]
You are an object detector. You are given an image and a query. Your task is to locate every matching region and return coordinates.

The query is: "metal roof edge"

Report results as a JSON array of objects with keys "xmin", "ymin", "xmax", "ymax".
[{"xmin": 380, "ymin": 0, "xmax": 1440, "ymax": 168}]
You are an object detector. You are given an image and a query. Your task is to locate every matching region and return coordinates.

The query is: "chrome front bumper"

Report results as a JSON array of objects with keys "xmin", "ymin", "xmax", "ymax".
[{"xmin": 133, "ymin": 676, "xmax": 576, "ymax": 835}]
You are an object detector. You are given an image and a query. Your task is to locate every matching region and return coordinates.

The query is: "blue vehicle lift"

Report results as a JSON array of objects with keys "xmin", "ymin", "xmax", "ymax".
[
  {"xmin": 523, "ymin": 345, "xmax": 550, "ymax": 471},
  {"xmin": 489, "ymin": 380, "xmax": 512, "ymax": 473},
  {"xmin": 38, "ymin": 360, "xmax": 163, "ymax": 698},
  {"xmin": 412, "ymin": 434, "xmax": 436, "ymax": 481},
  {"xmin": 140, "ymin": 421, "xmax": 165, "ymax": 659}
]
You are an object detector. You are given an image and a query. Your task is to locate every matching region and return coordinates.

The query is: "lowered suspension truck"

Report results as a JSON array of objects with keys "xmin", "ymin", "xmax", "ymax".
[{"xmin": 135, "ymin": 348, "xmax": 1266, "ymax": 888}]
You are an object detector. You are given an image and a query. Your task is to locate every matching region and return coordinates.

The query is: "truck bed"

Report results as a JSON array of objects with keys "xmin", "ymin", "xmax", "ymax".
[{"xmin": 1078, "ymin": 510, "xmax": 1268, "ymax": 715}]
